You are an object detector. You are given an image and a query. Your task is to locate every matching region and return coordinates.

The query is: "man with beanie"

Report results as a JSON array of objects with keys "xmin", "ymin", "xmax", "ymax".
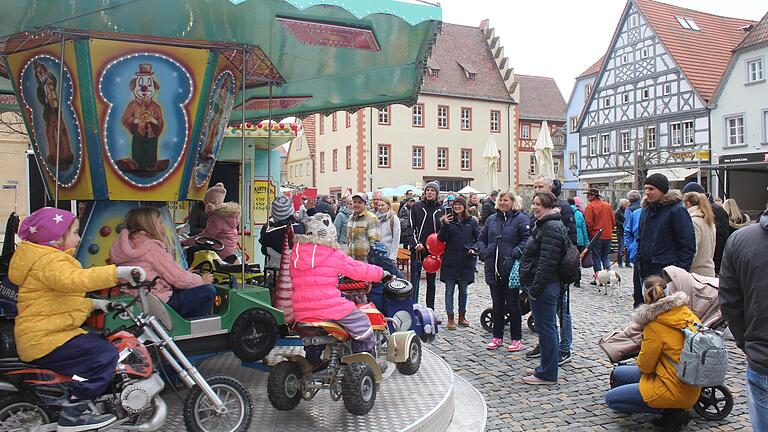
[
  {"xmin": 637, "ymin": 173, "xmax": 695, "ymax": 278},
  {"xmin": 480, "ymin": 190, "xmax": 498, "ymax": 225},
  {"xmin": 408, "ymin": 181, "xmax": 444, "ymax": 309},
  {"xmin": 682, "ymin": 182, "xmax": 730, "ymax": 274},
  {"xmin": 260, "ymin": 197, "xmax": 304, "ymax": 281},
  {"xmin": 584, "ymin": 188, "xmax": 615, "ymax": 277}
]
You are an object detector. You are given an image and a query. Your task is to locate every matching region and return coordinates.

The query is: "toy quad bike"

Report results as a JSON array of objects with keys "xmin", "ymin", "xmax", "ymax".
[{"xmin": 267, "ymin": 279, "xmax": 422, "ymax": 416}]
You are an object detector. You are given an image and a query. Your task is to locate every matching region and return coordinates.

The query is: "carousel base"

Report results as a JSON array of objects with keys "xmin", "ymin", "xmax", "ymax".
[{"xmin": 165, "ymin": 346, "xmax": 486, "ymax": 431}]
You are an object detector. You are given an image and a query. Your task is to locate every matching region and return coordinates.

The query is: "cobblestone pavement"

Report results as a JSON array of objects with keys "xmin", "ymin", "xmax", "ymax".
[{"xmin": 420, "ymin": 264, "xmax": 752, "ymax": 431}]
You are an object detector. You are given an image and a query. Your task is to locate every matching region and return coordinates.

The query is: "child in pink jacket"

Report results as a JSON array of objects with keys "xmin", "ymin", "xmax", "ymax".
[
  {"xmin": 110, "ymin": 206, "xmax": 215, "ymax": 319},
  {"xmin": 183, "ymin": 182, "xmax": 240, "ymax": 264},
  {"xmin": 290, "ymin": 213, "xmax": 388, "ymax": 358}
]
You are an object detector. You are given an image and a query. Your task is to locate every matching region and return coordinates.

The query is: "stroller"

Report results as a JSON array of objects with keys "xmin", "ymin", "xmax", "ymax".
[
  {"xmin": 480, "ymin": 292, "xmax": 536, "ymax": 333},
  {"xmin": 598, "ymin": 266, "xmax": 733, "ymax": 421}
]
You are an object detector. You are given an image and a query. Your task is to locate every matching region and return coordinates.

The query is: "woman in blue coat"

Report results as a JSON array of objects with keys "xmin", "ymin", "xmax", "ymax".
[
  {"xmin": 437, "ymin": 197, "xmax": 480, "ymax": 330},
  {"xmin": 471, "ymin": 190, "xmax": 531, "ymax": 352}
]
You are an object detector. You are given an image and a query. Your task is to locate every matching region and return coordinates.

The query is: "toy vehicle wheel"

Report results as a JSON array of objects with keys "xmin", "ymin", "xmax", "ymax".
[
  {"xmin": 419, "ymin": 332, "xmax": 436, "ymax": 343},
  {"xmin": 396, "ymin": 336, "xmax": 422, "ymax": 375},
  {"xmin": 694, "ymin": 385, "xmax": 733, "ymax": 420},
  {"xmin": 267, "ymin": 361, "xmax": 303, "ymax": 411},
  {"xmin": 342, "ymin": 363, "xmax": 377, "ymax": 415},
  {"xmin": 384, "ymin": 278, "xmax": 413, "ymax": 300},
  {"xmin": 527, "ymin": 315, "xmax": 536, "ymax": 333},
  {"xmin": 480, "ymin": 308, "xmax": 493, "ymax": 332},
  {"xmin": 230, "ymin": 309, "xmax": 278, "ymax": 362},
  {"xmin": 183, "ymin": 375, "xmax": 253, "ymax": 432},
  {"xmin": 0, "ymin": 394, "xmax": 54, "ymax": 431}
]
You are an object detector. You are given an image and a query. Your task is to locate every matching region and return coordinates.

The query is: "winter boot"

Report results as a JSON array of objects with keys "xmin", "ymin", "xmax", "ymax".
[
  {"xmin": 652, "ymin": 409, "xmax": 690, "ymax": 432},
  {"xmin": 458, "ymin": 312, "xmax": 470, "ymax": 327},
  {"xmin": 446, "ymin": 313, "xmax": 456, "ymax": 330},
  {"xmin": 57, "ymin": 399, "xmax": 116, "ymax": 432}
]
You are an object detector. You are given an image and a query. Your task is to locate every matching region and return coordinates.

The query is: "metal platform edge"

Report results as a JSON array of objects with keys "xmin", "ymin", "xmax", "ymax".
[
  {"xmin": 447, "ymin": 374, "xmax": 487, "ymax": 432},
  {"xmin": 402, "ymin": 348, "xmax": 455, "ymax": 432}
]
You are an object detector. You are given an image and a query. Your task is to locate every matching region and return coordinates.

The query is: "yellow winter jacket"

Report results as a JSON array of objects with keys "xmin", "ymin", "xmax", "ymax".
[
  {"xmin": 635, "ymin": 291, "xmax": 702, "ymax": 409},
  {"xmin": 9, "ymin": 242, "xmax": 117, "ymax": 362}
]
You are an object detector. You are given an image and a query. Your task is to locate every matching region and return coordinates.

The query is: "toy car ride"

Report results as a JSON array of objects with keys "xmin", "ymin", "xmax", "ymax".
[{"xmin": 186, "ymin": 236, "xmax": 264, "ymax": 287}]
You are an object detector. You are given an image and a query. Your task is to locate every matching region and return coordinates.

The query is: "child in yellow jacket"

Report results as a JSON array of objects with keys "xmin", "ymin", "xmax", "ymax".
[{"xmin": 9, "ymin": 207, "xmax": 145, "ymax": 432}]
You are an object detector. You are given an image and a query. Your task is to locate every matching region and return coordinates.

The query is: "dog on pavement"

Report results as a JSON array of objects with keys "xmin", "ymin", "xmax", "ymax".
[{"xmin": 595, "ymin": 269, "xmax": 621, "ymax": 295}]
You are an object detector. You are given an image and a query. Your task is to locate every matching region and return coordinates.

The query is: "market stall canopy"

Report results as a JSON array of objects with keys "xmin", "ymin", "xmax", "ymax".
[
  {"xmin": 0, "ymin": 0, "xmax": 441, "ymax": 119},
  {"xmin": 457, "ymin": 185, "xmax": 481, "ymax": 195}
]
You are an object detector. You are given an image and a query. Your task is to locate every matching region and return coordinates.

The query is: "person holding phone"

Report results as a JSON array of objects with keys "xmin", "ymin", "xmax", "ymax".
[{"xmin": 437, "ymin": 197, "xmax": 480, "ymax": 330}]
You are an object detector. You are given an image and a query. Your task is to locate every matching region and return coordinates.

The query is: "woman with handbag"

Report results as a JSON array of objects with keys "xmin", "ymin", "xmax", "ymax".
[
  {"xmin": 471, "ymin": 190, "xmax": 530, "ymax": 351},
  {"xmin": 437, "ymin": 197, "xmax": 480, "ymax": 330}
]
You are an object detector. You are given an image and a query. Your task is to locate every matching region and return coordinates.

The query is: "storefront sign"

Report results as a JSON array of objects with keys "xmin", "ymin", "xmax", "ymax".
[
  {"xmin": 672, "ymin": 150, "xmax": 710, "ymax": 161},
  {"xmin": 720, "ymin": 152, "xmax": 768, "ymax": 164},
  {"xmin": 253, "ymin": 180, "xmax": 276, "ymax": 225}
]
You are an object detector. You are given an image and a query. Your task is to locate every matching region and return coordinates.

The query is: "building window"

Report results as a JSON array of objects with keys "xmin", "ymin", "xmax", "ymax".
[
  {"xmin": 289, "ymin": 165, "xmax": 294, "ymax": 178},
  {"xmin": 645, "ymin": 127, "xmax": 656, "ymax": 150},
  {"xmin": 497, "ymin": 150, "xmax": 502, "ymax": 172},
  {"xmin": 641, "ymin": 47, "xmax": 650, "ymax": 59},
  {"xmin": 630, "ymin": 15, "xmax": 639, "ymax": 28},
  {"xmin": 460, "ymin": 148, "xmax": 472, "ymax": 170},
  {"xmin": 345, "ymin": 112, "xmax": 351, "ymax": 128},
  {"xmin": 726, "ymin": 115, "xmax": 745, "ymax": 146},
  {"xmin": 345, "ymin": 145, "xmax": 351, "ymax": 170},
  {"xmin": 683, "ymin": 121, "xmax": 694, "ymax": 145},
  {"xmin": 412, "ymin": 146, "xmax": 424, "ymax": 169},
  {"xmin": 763, "ymin": 109, "xmax": 768, "ymax": 143},
  {"xmin": 437, "ymin": 105, "xmax": 449, "ymax": 129},
  {"xmin": 319, "ymin": 152, "xmax": 325, "ymax": 173},
  {"xmin": 641, "ymin": 88, "xmax": 650, "ymax": 100},
  {"xmin": 306, "ymin": 162, "xmax": 310, "ymax": 177},
  {"xmin": 378, "ymin": 107, "xmax": 390, "ymax": 125},
  {"xmin": 330, "ymin": 149, "xmax": 337, "ymax": 172},
  {"xmin": 460, "ymin": 107, "xmax": 472, "ymax": 130},
  {"xmin": 377, "ymin": 144, "xmax": 391, "ymax": 168},
  {"xmin": 430, "ymin": 68, "xmax": 440, "ymax": 78},
  {"xmin": 318, "ymin": 114, "xmax": 324, "ymax": 135},
  {"xmin": 298, "ymin": 164, "xmax": 303, "ymax": 177},
  {"xmin": 676, "ymin": 16, "xmax": 700, "ymax": 31},
  {"xmin": 670, "ymin": 123, "xmax": 682, "ymax": 146},
  {"xmin": 620, "ymin": 131, "xmax": 631, "ymax": 152},
  {"xmin": 600, "ymin": 134, "xmax": 610, "ymax": 154},
  {"xmin": 588, "ymin": 136, "xmax": 597, "ymax": 156},
  {"xmin": 569, "ymin": 151, "xmax": 577, "ymax": 169},
  {"xmin": 621, "ymin": 54, "xmax": 629, "ymax": 65},
  {"xmin": 585, "ymin": 84, "xmax": 592, "ymax": 100},
  {"xmin": 622, "ymin": 93, "xmax": 630, "ymax": 104},
  {"xmin": 522, "ymin": 124, "xmax": 530, "ymax": 139},
  {"xmin": 602, "ymin": 96, "xmax": 612, "ymax": 108},
  {"xmin": 554, "ymin": 160, "xmax": 560, "ymax": 176},
  {"xmin": 412, "ymin": 103, "xmax": 424, "ymax": 127},
  {"xmin": 468, "ymin": 72, "xmax": 477, "ymax": 80},
  {"xmin": 570, "ymin": 116, "xmax": 577, "ymax": 132},
  {"xmin": 437, "ymin": 147, "xmax": 448, "ymax": 169},
  {"xmin": 747, "ymin": 58, "xmax": 765, "ymax": 83},
  {"xmin": 332, "ymin": 112, "xmax": 337, "ymax": 131},
  {"xmin": 490, "ymin": 110, "xmax": 501, "ymax": 132},
  {"xmin": 663, "ymin": 83, "xmax": 672, "ymax": 95},
  {"xmin": 529, "ymin": 155, "xmax": 536, "ymax": 177}
]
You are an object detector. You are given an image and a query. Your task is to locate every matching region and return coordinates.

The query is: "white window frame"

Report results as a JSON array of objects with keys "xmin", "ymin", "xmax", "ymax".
[
  {"xmin": 529, "ymin": 155, "xmax": 536, "ymax": 176},
  {"xmin": 437, "ymin": 105, "xmax": 449, "ymax": 129},
  {"xmin": 746, "ymin": 57, "xmax": 765, "ymax": 84},
  {"xmin": 378, "ymin": 107, "xmax": 389, "ymax": 125},
  {"xmin": 630, "ymin": 15, "xmax": 639, "ymax": 28},
  {"xmin": 663, "ymin": 83, "xmax": 672, "ymax": 96},
  {"xmin": 460, "ymin": 107, "xmax": 472, "ymax": 130},
  {"xmin": 763, "ymin": 108, "xmax": 768, "ymax": 144},
  {"xmin": 645, "ymin": 127, "xmax": 657, "ymax": 150},
  {"xmin": 620, "ymin": 131, "xmax": 631, "ymax": 153},
  {"xmin": 436, "ymin": 147, "xmax": 448, "ymax": 169},
  {"xmin": 588, "ymin": 136, "xmax": 597, "ymax": 156},
  {"xmin": 641, "ymin": 47, "xmax": 650, "ymax": 59},
  {"xmin": 670, "ymin": 122, "xmax": 683, "ymax": 146},
  {"xmin": 621, "ymin": 54, "xmax": 629, "ymax": 65},
  {"xmin": 554, "ymin": 160, "xmax": 560, "ymax": 176},
  {"xmin": 603, "ymin": 96, "xmax": 612, "ymax": 108},
  {"xmin": 600, "ymin": 133, "xmax": 610, "ymax": 154},
  {"xmin": 412, "ymin": 104, "xmax": 423, "ymax": 127},
  {"xmin": 377, "ymin": 144, "xmax": 390, "ymax": 168},
  {"xmin": 622, "ymin": 92, "xmax": 630, "ymax": 104},
  {"xmin": 641, "ymin": 88, "xmax": 650, "ymax": 100},
  {"xmin": 412, "ymin": 146, "xmax": 423, "ymax": 169},
  {"xmin": 460, "ymin": 148, "xmax": 471, "ymax": 170},
  {"xmin": 522, "ymin": 124, "xmax": 530, "ymax": 139},
  {"xmin": 568, "ymin": 151, "xmax": 577, "ymax": 169},
  {"xmin": 683, "ymin": 121, "xmax": 694, "ymax": 145},
  {"xmin": 570, "ymin": 116, "xmax": 577, "ymax": 132},
  {"xmin": 585, "ymin": 84, "xmax": 592, "ymax": 100},
  {"xmin": 725, "ymin": 115, "xmax": 745, "ymax": 147},
  {"xmin": 490, "ymin": 110, "xmax": 500, "ymax": 132}
]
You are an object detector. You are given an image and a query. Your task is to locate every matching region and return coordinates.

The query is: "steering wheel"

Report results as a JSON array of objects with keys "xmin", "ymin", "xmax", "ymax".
[{"xmin": 195, "ymin": 236, "xmax": 224, "ymax": 252}]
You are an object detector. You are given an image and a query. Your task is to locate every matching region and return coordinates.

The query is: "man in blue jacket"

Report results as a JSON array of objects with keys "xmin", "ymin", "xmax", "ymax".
[
  {"xmin": 623, "ymin": 190, "xmax": 643, "ymax": 308},
  {"xmin": 637, "ymin": 174, "xmax": 695, "ymax": 279}
]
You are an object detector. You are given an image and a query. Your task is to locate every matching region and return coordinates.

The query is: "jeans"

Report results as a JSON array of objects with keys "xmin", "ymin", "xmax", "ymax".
[
  {"xmin": 592, "ymin": 239, "xmax": 613, "ymax": 272},
  {"xmin": 529, "ymin": 281, "xmax": 560, "ymax": 382},
  {"xmin": 444, "ymin": 279, "xmax": 469, "ymax": 315},
  {"xmin": 747, "ymin": 365, "xmax": 768, "ymax": 432},
  {"xmin": 489, "ymin": 274, "xmax": 521, "ymax": 340},
  {"xmin": 168, "ymin": 284, "xmax": 216, "ymax": 319},
  {"xmin": 558, "ymin": 288, "xmax": 572, "ymax": 353},
  {"xmin": 605, "ymin": 365, "xmax": 662, "ymax": 414},
  {"xmin": 410, "ymin": 252, "xmax": 436, "ymax": 309}
]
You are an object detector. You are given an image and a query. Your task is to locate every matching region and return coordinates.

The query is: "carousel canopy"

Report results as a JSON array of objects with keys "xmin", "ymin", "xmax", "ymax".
[{"xmin": 0, "ymin": 0, "xmax": 441, "ymax": 120}]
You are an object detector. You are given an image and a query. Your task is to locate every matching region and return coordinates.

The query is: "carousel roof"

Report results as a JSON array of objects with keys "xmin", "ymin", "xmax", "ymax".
[{"xmin": 0, "ymin": 0, "xmax": 441, "ymax": 119}]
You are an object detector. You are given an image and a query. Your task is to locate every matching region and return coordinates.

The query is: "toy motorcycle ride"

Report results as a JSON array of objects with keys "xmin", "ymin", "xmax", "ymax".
[
  {"xmin": 267, "ymin": 276, "xmax": 423, "ymax": 416},
  {"xmin": 0, "ymin": 272, "xmax": 254, "ymax": 432}
]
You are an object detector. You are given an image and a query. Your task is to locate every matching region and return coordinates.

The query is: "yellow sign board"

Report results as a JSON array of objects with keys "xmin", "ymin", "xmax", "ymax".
[
  {"xmin": 672, "ymin": 150, "xmax": 710, "ymax": 161},
  {"xmin": 253, "ymin": 180, "xmax": 276, "ymax": 225}
]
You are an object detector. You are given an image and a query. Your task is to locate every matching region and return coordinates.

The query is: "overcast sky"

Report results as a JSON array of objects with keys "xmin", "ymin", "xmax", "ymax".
[{"xmin": 438, "ymin": 0, "xmax": 766, "ymax": 101}]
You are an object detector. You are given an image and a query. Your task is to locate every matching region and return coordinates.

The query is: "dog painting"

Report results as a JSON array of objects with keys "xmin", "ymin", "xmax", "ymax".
[{"xmin": 33, "ymin": 59, "xmax": 73, "ymax": 168}]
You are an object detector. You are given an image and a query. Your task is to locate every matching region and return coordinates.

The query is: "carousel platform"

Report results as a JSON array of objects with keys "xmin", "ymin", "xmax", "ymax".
[{"xmin": 164, "ymin": 344, "xmax": 486, "ymax": 431}]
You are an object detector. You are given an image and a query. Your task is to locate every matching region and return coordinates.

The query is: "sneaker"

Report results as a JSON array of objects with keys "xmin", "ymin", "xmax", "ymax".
[
  {"xmin": 558, "ymin": 351, "xmax": 572, "ymax": 366},
  {"xmin": 57, "ymin": 400, "xmax": 116, "ymax": 432},
  {"xmin": 507, "ymin": 340, "xmax": 523, "ymax": 352},
  {"xmin": 486, "ymin": 338, "xmax": 504, "ymax": 350},
  {"xmin": 525, "ymin": 368, "xmax": 536, "ymax": 375},
  {"xmin": 522, "ymin": 375, "xmax": 557, "ymax": 385},
  {"xmin": 525, "ymin": 345, "xmax": 541, "ymax": 358}
]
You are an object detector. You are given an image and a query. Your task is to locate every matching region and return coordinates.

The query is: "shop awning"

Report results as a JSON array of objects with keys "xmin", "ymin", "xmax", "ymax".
[
  {"xmin": 647, "ymin": 168, "xmax": 697, "ymax": 182},
  {"xmin": 0, "ymin": 0, "xmax": 441, "ymax": 120},
  {"xmin": 578, "ymin": 171, "xmax": 627, "ymax": 182}
]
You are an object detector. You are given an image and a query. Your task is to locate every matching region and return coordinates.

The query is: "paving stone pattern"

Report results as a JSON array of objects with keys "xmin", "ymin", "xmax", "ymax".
[{"xmin": 421, "ymin": 265, "xmax": 752, "ymax": 431}]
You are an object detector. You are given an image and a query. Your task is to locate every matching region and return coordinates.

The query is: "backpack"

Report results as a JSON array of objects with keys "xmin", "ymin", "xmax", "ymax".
[
  {"xmin": 399, "ymin": 216, "xmax": 413, "ymax": 245},
  {"xmin": 557, "ymin": 233, "xmax": 580, "ymax": 284},
  {"xmin": 669, "ymin": 323, "xmax": 728, "ymax": 387}
]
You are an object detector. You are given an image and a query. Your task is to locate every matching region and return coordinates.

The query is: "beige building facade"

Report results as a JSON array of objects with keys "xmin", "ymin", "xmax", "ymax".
[
  {"xmin": 285, "ymin": 133, "xmax": 314, "ymax": 188},
  {"xmin": 0, "ymin": 112, "xmax": 31, "ymax": 224}
]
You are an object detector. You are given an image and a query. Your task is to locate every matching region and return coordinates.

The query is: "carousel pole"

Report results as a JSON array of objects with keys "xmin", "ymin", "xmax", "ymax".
[
  {"xmin": 266, "ymin": 84, "xmax": 273, "ymax": 219},
  {"xmin": 240, "ymin": 45, "xmax": 247, "ymax": 283},
  {"xmin": 54, "ymin": 33, "xmax": 65, "ymax": 208}
]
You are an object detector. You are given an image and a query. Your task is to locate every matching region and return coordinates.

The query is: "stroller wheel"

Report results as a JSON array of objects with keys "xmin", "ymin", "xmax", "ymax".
[
  {"xmin": 480, "ymin": 308, "xmax": 493, "ymax": 332},
  {"xmin": 527, "ymin": 315, "xmax": 536, "ymax": 333},
  {"xmin": 694, "ymin": 385, "xmax": 733, "ymax": 420}
]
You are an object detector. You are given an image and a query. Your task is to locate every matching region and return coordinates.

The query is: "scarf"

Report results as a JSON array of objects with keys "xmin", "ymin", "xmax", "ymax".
[{"xmin": 537, "ymin": 207, "xmax": 561, "ymax": 220}]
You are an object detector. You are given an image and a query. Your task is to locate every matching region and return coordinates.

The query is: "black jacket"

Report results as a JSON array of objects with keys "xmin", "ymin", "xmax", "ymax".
[
  {"xmin": 307, "ymin": 199, "xmax": 335, "ymax": 220},
  {"xmin": 437, "ymin": 216, "xmax": 480, "ymax": 283},
  {"xmin": 519, "ymin": 213, "xmax": 568, "ymax": 298},
  {"xmin": 637, "ymin": 191, "xmax": 695, "ymax": 278},
  {"xmin": 408, "ymin": 199, "xmax": 444, "ymax": 251},
  {"xmin": 719, "ymin": 210, "xmax": 768, "ymax": 374},
  {"xmin": 188, "ymin": 201, "xmax": 208, "ymax": 236},
  {"xmin": 711, "ymin": 201, "xmax": 730, "ymax": 274},
  {"xmin": 478, "ymin": 210, "xmax": 530, "ymax": 283},
  {"xmin": 529, "ymin": 199, "xmax": 576, "ymax": 245},
  {"xmin": 615, "ymin": 207, "xmax": 626, "ymax": 232},
  {"xmin": 480, "ymin": 198, "xmax": 496, "ymax": 225}
]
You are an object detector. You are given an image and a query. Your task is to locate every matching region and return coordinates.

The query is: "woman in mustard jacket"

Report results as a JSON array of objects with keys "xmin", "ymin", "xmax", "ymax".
[{"xmin": 605, "ymin": 277, "xmax": 701, "ymax": 431}]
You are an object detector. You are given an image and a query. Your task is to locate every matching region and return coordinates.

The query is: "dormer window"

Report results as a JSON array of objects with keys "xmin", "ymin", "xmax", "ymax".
[
  {"xmin": 675, "ymin": 16, "xmax": 700, "ymax": 31},
  {"xmin": 457, "ymin": 61, "xmax": 478, "ymax": 81},
  {"xmin": 427, "ymin": 59, "xmax": 441, "ymax": 79},
  {"xmin": 429, "ymin": 67, "xmax": 440, "ymax": 78},
  {"xmin": 468, "ymin": 72, "xmax": 476, "ymax": 80}
]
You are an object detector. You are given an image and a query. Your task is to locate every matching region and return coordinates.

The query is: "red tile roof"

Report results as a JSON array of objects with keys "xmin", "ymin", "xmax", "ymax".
[
  {"xmin": 516, "ymin": 75, "xmax": 566, "ymax": 122},
  {"xmin": 420, "ymin": 23, "xmax": 513, "ymax": 101},
  {"xmin": 634, "ymin": 0, "xmax": 756, "ymax": 102},
  {"xmin": 577, "ymin": 56, "xmax": 605, "ymax": 78},
  {"xmin": 734, "ymin": 11, "xmax": 768, "ymax": 51}
]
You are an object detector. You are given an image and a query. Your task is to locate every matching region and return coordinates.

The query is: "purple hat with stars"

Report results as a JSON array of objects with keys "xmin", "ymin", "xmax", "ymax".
[{"xmin": 18, "ymin": 207, "xmax": 77, "ymax": 245}]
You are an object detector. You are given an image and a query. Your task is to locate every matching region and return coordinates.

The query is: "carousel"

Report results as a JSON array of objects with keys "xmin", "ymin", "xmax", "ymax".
[{"xmin": 0, "ymin": 1, "xmax": 485, "ymax": 431}]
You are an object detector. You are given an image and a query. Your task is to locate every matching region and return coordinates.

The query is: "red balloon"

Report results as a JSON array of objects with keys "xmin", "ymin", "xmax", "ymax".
[
  {"xmin": 422, "ymin": 255, "xmax": 442, "ymax": 273},
  {"xmin": 426, "ymin": 233, "xmax": 446, "ymax": 256}
]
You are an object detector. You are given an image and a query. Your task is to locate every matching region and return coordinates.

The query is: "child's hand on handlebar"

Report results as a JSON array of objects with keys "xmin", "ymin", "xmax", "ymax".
[
  {"xmin": 201, "ymin": 273, "xmax": 214, "ymax": 285},
  {"xmin": 92, "ymin": 299, "xmax": 111, "ymax": 313},
  {"xmin": 381, "ymin": 271, "xmax": 394, "ymax": 283},
  {"xmin": 116, "ymin": 266, "xmax": 147, "ymax": 286}
]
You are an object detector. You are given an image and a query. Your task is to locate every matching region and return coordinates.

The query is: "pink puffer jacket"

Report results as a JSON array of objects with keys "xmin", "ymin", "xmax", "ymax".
[
  {"xmin": 182, "ymin": 202, "xmax": 240, "ymax": 259},
  {"xmin": 110, "ymin": 230, "xmax": 203, "ymax": 302},
  {"xmin": 290, "ymin": 235, "xmax": 383, "ymax": 322}
]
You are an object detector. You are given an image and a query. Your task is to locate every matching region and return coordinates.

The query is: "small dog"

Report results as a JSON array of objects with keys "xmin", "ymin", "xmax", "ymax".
[{"xmin": 595, "ymin": 269, "xmax": 621, "ymax": 295}]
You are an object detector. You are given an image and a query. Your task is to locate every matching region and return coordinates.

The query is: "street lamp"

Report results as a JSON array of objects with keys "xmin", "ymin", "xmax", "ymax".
[{"xmin": 569, "ymin": 165, "xmax": 579, "ymax": 178}]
